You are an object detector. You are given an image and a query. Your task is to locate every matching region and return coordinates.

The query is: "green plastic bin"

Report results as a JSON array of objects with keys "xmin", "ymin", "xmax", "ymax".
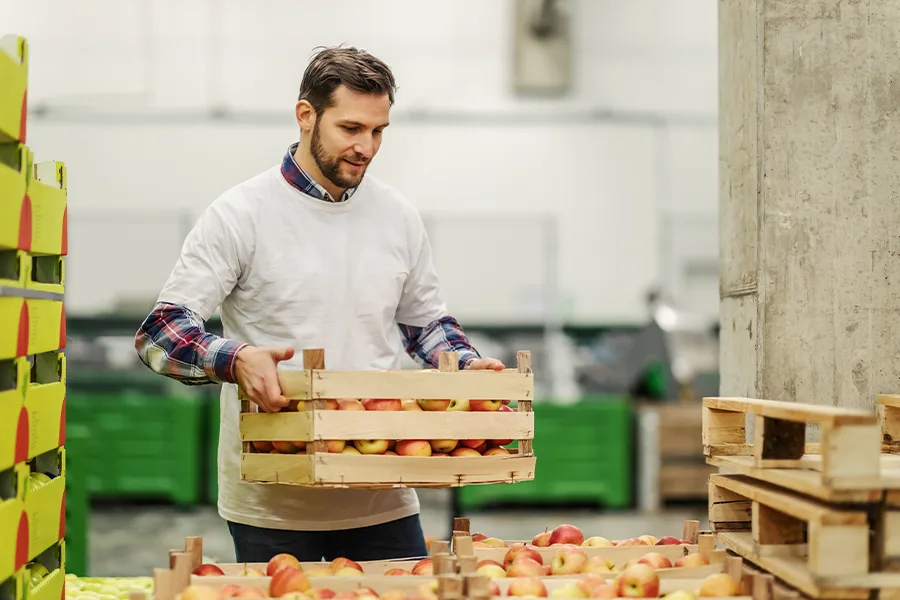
[
  {"xmin": 457, "ymin": 396, "xmax": 633, "ymax": 510},
  {"xmin": 64, "ymin": 428, "xmax": 89, "ymax": 576},
  {"xmin": 206, "ymin": 395, "xmax": 220, "ymax": 505}
]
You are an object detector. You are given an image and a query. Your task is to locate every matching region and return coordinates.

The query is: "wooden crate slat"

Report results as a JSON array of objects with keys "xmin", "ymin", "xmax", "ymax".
[
  {"xmin": 702, "ymin": 397, "xmax": 877, "ymax": 426},
  {"xmin": 241, "ymin": 410, "xmax": 534, "ymax": 442},
  {"xmin": 311, "ymin": 369, "xmax": 533, "ymax": 400}
]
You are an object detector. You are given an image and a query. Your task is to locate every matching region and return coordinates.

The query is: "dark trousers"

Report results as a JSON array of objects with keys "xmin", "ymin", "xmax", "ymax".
[{"xmin": 227, "ymin": 514, "xmax": 428, "ymax": 562}]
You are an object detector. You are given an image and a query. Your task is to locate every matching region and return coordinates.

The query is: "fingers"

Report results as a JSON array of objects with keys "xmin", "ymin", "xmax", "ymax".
[
  {"xmin": 265, "ymin": 346, "xmax": 295, "ymax": 362},
  {"xmin": 467, "ymin": 358, "xmax": 506, "ymax": 371}
]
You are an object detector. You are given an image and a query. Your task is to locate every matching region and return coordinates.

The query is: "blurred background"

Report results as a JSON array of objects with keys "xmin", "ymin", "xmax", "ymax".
[{"xmin": 2, "ymin": 0, "xmax": 720, "ymax": 577}]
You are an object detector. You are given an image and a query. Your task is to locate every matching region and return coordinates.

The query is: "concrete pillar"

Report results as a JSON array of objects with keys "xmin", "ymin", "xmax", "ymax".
[{"xmin": 719, "ymin": 1, "xmax": 900, "ymax": 411}]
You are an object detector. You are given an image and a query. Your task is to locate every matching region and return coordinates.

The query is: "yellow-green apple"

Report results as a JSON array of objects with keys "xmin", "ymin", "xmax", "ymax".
[
  {"xmin": 504, "ymin": 544, "xmax": 544, "ymax": 568},
  {"xmin": 326, "ymin": 440, "xmax": 346, "ymax": 453},
  {"xmin": 470, "ymin": 399, "xmax": 502, "ymax": 412},
  {"xmin": 272, "ymin": 441, "xmax": 302, "ymax": 453},
  {"xmin": 323, "ymin": 399, "xmax": 339, "ymax": 410},
  {"xmin": 331, "ymin": 557, "xmax": 364, "ymax": 576},
  {"xmin": 616, "ymin": 538, "xmax": 648, "ymax": 547},
  {"xmin": 401, "ymin": 399, "xmax": 422, "ymax": 411},
  {"xmin": 380, "ymin": 591, "xmax": 407, "ymax": 600},
  {"xmin": 484, "ymin": 447, "xmax": 510, "ymax": 456},
  {"xmin": 638, "ymin": 535, "xmax": 659, "ymax": 546},
  {"xmin": 551, "ymin": 548, "xmax": 589, "ymax": 575},
  {"xmin": 307, "ymin": 589, "xmax": 337, "ymax": 600},
  {"xmin": 192, "ymin": 563, "xmax": 225, "ymax": 576},
  {"xmin": 506, "ymin": 558, "xmax": 545, "ymax": 578},
  {"xmin": 362, "ymin": 398, "xmax": 402, "ymax": 411},
  {"xmin": 581, "ymin": 536, "xmax": 613, "ymax": 547},
  {"xmin": 549, "ymin": 524, "xmax": 584, "ymax": 546},
  {"xmin": 341, "ymin": 446, "xmax": 361, "ymax": 454},
  {"xmin": 267, "ymin": 553, "xmax": 302, "ymax": 576},
  {"xmin": 698, "ymin": 573, "xmax": 740, "ymax": 597},
  {"xmin": 396, "ymin": 440, "xmax": 432, "ymax": 456},
  {"xmin": 252, "ymin": 440, "xmax": 274, "ymax": 453},
  {"xmin": 417, "ymin": 399, "xmax": 451, "ymax": 411},
  {"xmin": 638, "ymin": 552, "xmax": 672, "ymax": 570},
  {"xmin": 450, "ymin": 447, "xmax": 481, "ymax": 457},
  {"xmin": 576, "ymin": 575, "xmax": 612, "ymax": 598},
  {"xmin": 476, "ymin": 560, "xmax": 506, "ymax": 578},
  {"xmin": 480, "ymin": 537, "xmax": 506, "ymax": 547},
  {"xmin": 532, "ymin": 531, "xmax": 552, "ymax": 547},
  {"xmin": 418, "ymin": 581, "xmax": 438, "ymax": 600},
  {"xmin": 411, "ymin": 558, "xmax": 433, "ymax": 575},
  {"xmin": 242, "ymin": 567, "xmax": 265, "ymax": 577},
  {"xmin": 233, "ymin": 588, "xmax": 267, "ymax": 599},
  {"xmin": 337, "ymin": 399, "xmax": 365, "ymax": 411},
  {"xmin": 655, "ymin": 536, "xmax": 682, "ymax": 546},
  {"xmin": 353, "ymin": 439, "xmax": 391, "ymax": 454},
  {"xmin": 614, "ymin": 564, "xmax": 660, "ymax": 598},
  {"xmin": 507, "ymin": 578, "xmax": 548, "ymax": 598},
  {"xmin": 663, "ymin": 592, "xmax": 697, "ymax": 600},
  {"xmin": 384, "ymin": 568, "xmax": 410, "ymax": 576},
  {"xmin": 269, "ymin": 567, "xmax": 311, "ymax": 596},
  {"xmin": 430, "ymin": 440, "xmax": 458, "ymax": 453},
  {"xmin": 446, "ymin": 399, "xmax": 470, "ymax": 411},
  {"xmin": 582, "ymin": 556, "xmax": 615, "ymax": 574},
  {"xmin": 550, "ymin": 583, "xmax": 586, "ymax": 598},
  {"xmin": 383, "ymin": 450, "xmax": 398, "ymax": 455},
  {"xmin": 180, "ymin": 586, "xmax": 221, "ymax": 600},
  {"xmin": 674, "ymin": 553, "xmax": 710, "ymax": 568},
  {"xmin": 306, "ymin": 566, "xmax": 333, "ymax": 577}
]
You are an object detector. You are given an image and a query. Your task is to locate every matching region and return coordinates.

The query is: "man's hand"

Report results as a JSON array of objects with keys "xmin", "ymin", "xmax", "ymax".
[
  {"xmin": 235, "ymin": 346, "xmax": 295, "ymax": 413},
  {"xmin": 466, "ymin": 357, "xmax": 505, "ymax": 371}
]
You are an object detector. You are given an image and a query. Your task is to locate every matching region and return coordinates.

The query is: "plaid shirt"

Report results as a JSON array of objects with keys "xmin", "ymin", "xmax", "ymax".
[{"xmin": 134, "ymin": 144, "xmax": 481, "ymax": 385}]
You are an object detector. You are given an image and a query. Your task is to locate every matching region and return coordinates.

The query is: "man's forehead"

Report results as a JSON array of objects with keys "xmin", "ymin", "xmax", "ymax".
[{"xmin": 329, "ymin": 86, "xmax": 390, "ymax": 119}]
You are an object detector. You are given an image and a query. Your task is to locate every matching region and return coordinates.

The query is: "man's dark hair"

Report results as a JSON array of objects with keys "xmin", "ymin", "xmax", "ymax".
[{"xmin": 298, "ymin": 46, "xmax": 397, "ymax": 114}]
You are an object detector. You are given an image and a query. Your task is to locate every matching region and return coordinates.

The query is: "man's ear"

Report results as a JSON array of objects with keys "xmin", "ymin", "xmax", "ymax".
[{"xmin": 296, "ymin": 100, "xmax": 316, "ymax": 133}]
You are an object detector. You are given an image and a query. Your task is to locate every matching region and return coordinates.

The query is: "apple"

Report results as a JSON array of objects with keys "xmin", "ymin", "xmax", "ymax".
[
  {"xmin": 638, "ymin": 552, "xmax": 673, "ymax": 570},
  {"xmin": 480, "ymin": 447, "xmax": 508, "ymax": 456},
  {"xmin": 308, "ymin": 589, "xmax": 337, "ymax": 600},
  {"xmin": 362, "ymin": 398, "xmax": 402, "ymax": 411},
  {"xmin": 355, "ymin": 588, "xmax": 378, "ymax": 598},
  {"xmin": 504, "ymin": 544, "xmax": 544, "ymax": 568},
  {"xmin": 323, "ymin": 399, "xmax": 339, "ymax": 410},
  {"xmin": 638, "ymin": 535, "xmax": 659, "ymax": 546},
  {"xmin": 656, "ymin": 536, "xmax": 682, "ymax": 546},
  {"xmin": 488, "ymin": 581, "xmax": 502, "ymax": 597},
  {"xmin": 476, "ymin": 563, "xmax": 507, "ymax": 578},
  {"xmin": 549, "ymin": 524, "xmax": 585, "ymax": 546},
  {"xmin": 549, "ymin": 583, "xmax": 585, "ymax": 598},
  {"xmin": 411, "ymin": 558, "xmax": 433, "ymax": 575},
  {"xmin": 219, "ymin": 584, "xmax": 243, "ymax": 598},
  {"xmin": 674, "ymin": 553, "xmax": 710, "ymax": 568},
  {"xmin": 252, "ymin": 440, "xmax": 274, "ymax": 452},
  {"xmin": 470, "ymin": 399, "xmax": 502, "ymax": 412},
  {"xmin": 267, "ymin": 553, "xmax": 302, "ymax": 576},
  {"xmin": 614, "ymin": 564, "xmax": 660, "ymax": 598},
  {"xmin": 506, "ymin": 558, "xmax": 545, "ymax": 578},
  {"xmin": 663, "ymin": 592, "xmax": 697, "ymax": 600},
  {"xmin": 326, "ymin": 440, "xmax": 346, "ymax": 453},
  {"xmin": 396, "ymin": 440, "xmax": 432, "ymax": 456},
  {"xmin": 180, "ymin": 586, "xmax": 221, "ymax": 600},
  {"xmin": 192, "ymin": 563, "xmax": 225, "ymax": 576},
  {"xmin": 242, "ymin": 567, "xmax": 265, "ymax": 577},
  {"xmin": 353, "ymin": 439, "xmax": 391, "ymax": 454},
  {"xmin": 430, "ymin": 439, "xmax": 458, "ymax": 453},
  {"xmin": 507, "ymin": 578, "xmax": 548, "ymax": 598},
  {"xmin": 269, "ymin": 567, "xmax": 311, "ymax": 597},
  {"xmin": 576, "ymin": 575, "xmax": 613, "ymax": 598},
  {"xmin": 380, "ymin": 592, "xmax": 406, "ymax": 600},
  {"xmin": 581, "ymin": 536, "xmax": 613, "ymax": 547},
  {"xmin": 383, "ymin": 450, "xmax": 398, "ymax": 455},
  {"xmin": 384, "ymin": 568, "xmax": 410, "ymax": 576},
  {"xmin": 336, "ymin": 399, "xmax": 365, "ymax": 411},
  {"xmin": 341, "ymin": 446, "xmax": 361, "ymax": 454},
  {"xmin": 334, "ymin": 592, "xmax": 359, "ymax": 600},
  {"xmin": 450, "ymin": 447, "xmax": 481, "ymax": 457},
  {"xmin": 481, "ymin": 537, "xmax": 506, "ymax": 547},
  {"xmin": 461, "ymin": 439, "xmax": 486, "ymax": 449},
  {"xmin": 582, "ymin": 556, "xmax": 616, "ymax": 574},
  {"xmin": 233, "ymin": 589, "xmax": 266, "ymax": 599},
  {"xmin": 417, "ymin": 399, "xmax": 451, "ymax": 411},
  {"xmin": 585, "ymin": 584, "xmax": 616, "ymax": 599},
  {"xmin": 533, "ymin": 531, "xmax": 552, "ymax": 547},
  {"xmin": 551, "ymin": 548, "xmax": 589, "ymax": 576},
  {"xmin": 401, "ymin": 399, "xmax": 423, "ymax": 411},
  {"xmin": 306, "ymin": 567, "xmax": 333, "ymax": 577},
  {"xmin": 272, "ymin": 441, "xmax": 302, "ymax": 454},
  {"xmin": 331, "ymin": 557, "xmax": 364, "ymax": 575},
  {"xmin": 698, "ymin": 573, "xmax": 740, "ymax": 597},
  {"xmin": 616, "ymin": 538, "xmax": 649, "ymax": 547},
  {"xmin": 418, "ymin": 581, "xmax": 439, "ymax": 600},
  {"xmin": 472, "ymin": 532, "xmax": 488, "ymax": 542},
  {"xmin": 446, "ymin": 399, "xmax": 470, "ymax": 411}
]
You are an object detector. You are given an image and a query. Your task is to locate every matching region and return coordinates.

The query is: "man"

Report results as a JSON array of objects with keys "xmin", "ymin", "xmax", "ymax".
[{"xmin": 134, "ymin": 46, "xmax": 503, "ymax": 563}]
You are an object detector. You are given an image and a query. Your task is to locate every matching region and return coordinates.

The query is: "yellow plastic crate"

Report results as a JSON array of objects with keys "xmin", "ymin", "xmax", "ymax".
[
  {"xmin": 0, "ymin": 299, "xmax": 65, "ymax": 360},
  {"xmin": 24, "ymin": 448, "xmax": 65, "ymax": 561},
  {"xmin": 0, "ymin": 359, "xmax": 28, "ymax": 472},
  {"xmin": 0, "ymin": 145, "xmax": 29, "ymax": 252},
  {"xmin": 24, "ymin": 541, "xmax": 64, "ymax": 600},
  {"xmin": 0, "ymin": 35, "xmax": 27, "ymax": 143},
  {"xmin": 27, "ymin": 161, "xmax": 67, "ymax": 257},
  {"xmin": 0, "ymin": 464, "xmax": 28, "ymax": 583},
  {"xmin": 24, "ymin": 353, "xmax": 66, "ymax": 462}
]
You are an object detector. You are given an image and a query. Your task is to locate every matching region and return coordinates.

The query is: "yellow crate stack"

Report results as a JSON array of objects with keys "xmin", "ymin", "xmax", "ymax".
[{"xmin": 1, "ymin": 33, "xmax": 68, "ymax": 600}]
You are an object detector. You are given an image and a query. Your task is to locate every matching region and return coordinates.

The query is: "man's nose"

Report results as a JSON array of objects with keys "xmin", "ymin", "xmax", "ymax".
[{"xmin": 353, "ymin": 139, "xmax": 374, "ymax": 159}]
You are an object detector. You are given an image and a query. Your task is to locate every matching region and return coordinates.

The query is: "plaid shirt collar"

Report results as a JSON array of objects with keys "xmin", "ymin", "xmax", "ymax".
[{"xmin": 281, "ymin": 142, "xmax": 357, "ymax": 203}]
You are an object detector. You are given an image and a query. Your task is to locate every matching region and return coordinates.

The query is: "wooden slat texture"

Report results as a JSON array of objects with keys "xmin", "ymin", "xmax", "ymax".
[
  {"xmin": 238, "ymin": 369, "xmax": 311, "ymax": 401},
  {"xmin": 703, "ymin": 397, "xmax": 877, "ymax": 426},
  {"xmin": 239, "ymin": 410, "xmax": 535, "ymax": 442},
  {"xmin": 311, "ymin": 369, "xmax": 533, "ymax": 400}
]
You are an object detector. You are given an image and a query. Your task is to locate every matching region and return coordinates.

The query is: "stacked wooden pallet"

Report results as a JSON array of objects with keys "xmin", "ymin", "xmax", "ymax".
[{"xmin": 704, "ymin": 395, "xmax": 900, "ymax": 599}]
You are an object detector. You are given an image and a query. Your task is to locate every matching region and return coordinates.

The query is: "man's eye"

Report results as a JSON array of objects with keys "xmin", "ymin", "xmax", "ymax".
[{"xmin": 343, "ymin": 126, "xmax": 358, "ymax": 133}]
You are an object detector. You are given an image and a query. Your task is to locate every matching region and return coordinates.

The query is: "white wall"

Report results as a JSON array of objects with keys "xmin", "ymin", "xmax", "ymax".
[{"xmin": 2, "ymin": 0, "xmax": 719, "ymax": 323}]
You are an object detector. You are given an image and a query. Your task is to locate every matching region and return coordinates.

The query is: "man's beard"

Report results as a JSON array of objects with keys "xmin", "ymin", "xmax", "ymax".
[{"xmin": 311, "ymin": 121, "xmax": 368, "ymax": 191}]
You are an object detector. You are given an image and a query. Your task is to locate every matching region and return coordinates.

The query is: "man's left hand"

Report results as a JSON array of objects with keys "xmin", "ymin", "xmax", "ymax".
[{"xmin": 466, "ymin": 357, "xmax": 505, "ymax": 371}]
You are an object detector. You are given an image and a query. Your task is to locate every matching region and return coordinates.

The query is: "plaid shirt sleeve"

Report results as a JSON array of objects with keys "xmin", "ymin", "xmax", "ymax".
[
  {"xmin": 398, "ymin": 315, "xmax": 482, "ymax": 370},
  {"xmin": 134, "ymin": 302, "xmax": 247, "ymax": 385}
]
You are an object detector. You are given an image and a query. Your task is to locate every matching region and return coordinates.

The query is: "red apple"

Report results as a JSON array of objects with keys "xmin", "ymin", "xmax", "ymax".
[
  {"xmin": 362, "ymin": 398, "xmax": 402, "ymax": 411},
  {"xmin": 507, "ymin": 578, "xmax": 548, "ymax": 598},
  {"xmin": 401, "ymin": 399, "xmax": 422, "ymax": 411},
  {"xmin": 532, "ymin": 531, "xmax": 552, "ymax": 547},
  {"xmin": 550, "ymin": 547, "xmax": 589, "ymax": 575},
  {"xmin": 323, "ymin": 399, "xmax": 339, "ymax": 410},
  {"xmin": 272, "ymin": 441, "xmax": 302, "ymax": 454},
  {"xmin": 180, "ymin": 587, "xmax": 221, "ymax": 600},
  {"xmin": 655, "ymin": 536, "xmax": 682, "ymax": 546},
  {"xmin": 267, "ymin": 553, "xmax": 302, "ymax": 576},
  {"xmin": 384, "ymin": 568, "xmax": 410, "ymax": 576},
  {"xmin": 337, "ymin": 399, "xmax": 365, "ymax": 411},
  {"xmin": 698, "ymin": 573, "xmax": 741, "ymax": 597},
  {"xmin": 430, "ymin": 440, "xmax": 458, "ymax": 453},
  {"xmin": 411, "ymin": 558, "xmax": 433, "ymax": 575},
  {"xmin": 269, "ymin": 567, "xmax": 311, "ymax": 597},
  {"xmin": 576, "ymin": 575, "xmax": 614, "ymax": 598},
  {"xmin": 614, "ymin": 564, "xmax": 660, "ymax": 598},
  {"xmin": 472, "ymin": 532, "xmax": 488, "ymax": 542},
  {"xmin": 484, "ymin": 447, "xmax": 510, "ymax": 456},
  {"xmin": 251, "ymin": 440, "xmax": 274, "ymax": 453},
  {"xmin": 326, "ymin": 440, "xmax": 346, "ymax": 453},
  {"xmin": 416, "ymin": 399, "xmax": 450, "ymax": 411},
  {"xmin": 470, "ymin": 399, "xmax": 502, "ymax": 411},
  {"xmin": 582, "ymin": 556, "xmax": 616, "ymax": 574},
  {"xmin": 506, "ymin": 558, "xmax": 545, "ymax": 578},
  {"xmin": 308, "ymin": 589, "xmax": 337, "ymax": 600},
  {"xmin": 331, "ymin": 557, "xmax": 364, "ymax": 576},
  {"xmin": 674, "ymin": 553, "xmax": 710, "ymax": 568},
  {"xmin": 353, "ymin": 439, "xmax": 391, "ymax": 454},
  {"xmin": 450, "ymin": 447, "xmax": 481, "ymax": 457},
  {"xmin": 219, "ymin": 585, "xmax": 243, "ymax": 598},
  {"xmin": 638, "ymin": 552, "xmax": 672, "ymax": 570},
  {"xmin": 504, "ymin": 544, "xmax": 544, "ymax": 568},
  {"xmin": 549, "ymin": 524, "xmax": 584, "ymax": 546},
  {"xmin": 461, "ymin": 439, "xmax": 486, "ymax": 449},
  {"xmin": 616, "ymin": 538, "xmax": 649, "ymax": 547},
  {"xmin": 488, "ymin": 582, "xmax": 501, "ymax": 597},
  {"xmin": 233, "ymin": 589, "xmax": 266, "ymax": 599},
  {"xmin": 446, "ymin": 399, "xmax": 470, "ymax": 411},
  {"xmin": 396, "ymin": 440, "xmax": 432, "ymax": 456},
  {"xmin": 192, "ymin": 563, "xmax": 225, "ymax": 576}
]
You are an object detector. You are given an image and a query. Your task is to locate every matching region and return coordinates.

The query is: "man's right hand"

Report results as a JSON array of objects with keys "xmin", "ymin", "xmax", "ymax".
[{"xmin": 235, "ymin": 346, "xmax": 295, "ymax": 413}]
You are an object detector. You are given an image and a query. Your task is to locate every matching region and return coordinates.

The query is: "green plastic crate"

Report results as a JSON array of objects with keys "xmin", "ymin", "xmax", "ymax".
[
  {"xmin": 457, "ymin": 397, "xmax": 633, "ymax": 510},
  {"xmin": 206, "ymin": 395, "xmax": 220, "ymax": 505},
  {"xmin": 65, "ymin": 393, "xmax": 204, "ymax": 506},
  {"xmin": 64, "ymin": 429, "xmax": 89, "ymax": 576}
]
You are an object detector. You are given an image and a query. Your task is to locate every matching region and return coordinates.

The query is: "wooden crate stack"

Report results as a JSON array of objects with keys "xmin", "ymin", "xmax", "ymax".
[
  {"xmin": 239, "ymin": 349, "xmax": 535, "ymax": 488},
  {"xmin": 0, "ymin": 33, "xmax": 69, "ymax": 600},
  {"xmin": 704, "ymin": 395, "xmax": 900, "ymax": 599}
]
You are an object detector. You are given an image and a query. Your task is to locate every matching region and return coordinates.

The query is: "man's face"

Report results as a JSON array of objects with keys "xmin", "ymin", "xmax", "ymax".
[{"xmin": 309, "ymin": 85, "xmax": 390, "ymax": 191}]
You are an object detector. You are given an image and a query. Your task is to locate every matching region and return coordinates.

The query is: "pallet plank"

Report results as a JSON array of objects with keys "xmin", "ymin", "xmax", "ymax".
[
  {"xmin": 311, "ymin": 369, "xmax": 533, "ymax": 401},
  {"xmin": 703, "ymin": 398, "xmax": 877, "ymax": 426}
]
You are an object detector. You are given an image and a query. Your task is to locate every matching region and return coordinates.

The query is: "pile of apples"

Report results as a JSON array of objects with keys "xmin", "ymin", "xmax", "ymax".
[
  {"xmin": 193, "ymin": 553, "xmax": 436, "ymax": 581},
  {"xmin": 251, "ymin": 397, "xmax": 517, "ymax": 457},
  {"xmin": 473, "ymin": 524, "xmax": 693, "ymax": 550},
  {"xmin": 64, "ymin": 574, "xmax": 155, "ymax": 600},
  {"xmin": 529, "ymin": 570, "xmax": 741, "ymax": 598}
]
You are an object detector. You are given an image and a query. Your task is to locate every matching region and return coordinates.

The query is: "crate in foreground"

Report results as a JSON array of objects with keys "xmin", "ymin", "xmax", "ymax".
[{"xmin": 239, "ymin": 349, "xmax": 535, "ymax": 488}]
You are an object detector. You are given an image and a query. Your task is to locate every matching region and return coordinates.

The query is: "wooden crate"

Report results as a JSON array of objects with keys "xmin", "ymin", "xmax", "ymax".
[{"xmin": 239, "ymin": 349, "xmax": 535, "ymax": 488}]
